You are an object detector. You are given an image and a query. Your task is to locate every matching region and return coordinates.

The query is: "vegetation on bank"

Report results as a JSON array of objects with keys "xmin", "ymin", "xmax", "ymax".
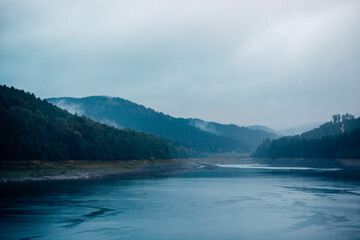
[
  {"xmin": 0, "ymin": 85, "xmax": 196, "ymax": 161},
  {"xmin": 253, "ymin": 116, "xmax": 360, "ymax": 159}
]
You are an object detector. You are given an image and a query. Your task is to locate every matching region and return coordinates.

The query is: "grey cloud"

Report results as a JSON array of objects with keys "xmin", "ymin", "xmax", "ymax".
[{"xmin": 0, "ymin": 0, "xmax": 359, "ymax": 129}]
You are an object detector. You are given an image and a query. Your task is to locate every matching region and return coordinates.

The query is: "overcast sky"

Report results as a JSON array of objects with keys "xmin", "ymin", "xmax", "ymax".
[{"xmin": 0, "ymin": 0, "xmax": 359, "ymax": 129}]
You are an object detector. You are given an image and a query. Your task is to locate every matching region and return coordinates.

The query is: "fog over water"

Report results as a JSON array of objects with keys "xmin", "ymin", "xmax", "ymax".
[{"xmin": 1, "ymin": 0, "xmax": 359, "ymax": 129}]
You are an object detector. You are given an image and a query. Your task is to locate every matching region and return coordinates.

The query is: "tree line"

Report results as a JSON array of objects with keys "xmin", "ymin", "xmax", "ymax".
[{"xmin": 332, "ymin": 113, "xmax": 355, "ymax": 123}]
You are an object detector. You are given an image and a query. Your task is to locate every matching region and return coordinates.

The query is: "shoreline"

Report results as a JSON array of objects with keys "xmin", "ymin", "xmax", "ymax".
[
  {"xmin": 1, "ymin": 157, "xmax": 360, "ymax": 182},
  {"xmin": 0, "ymin": 159, "xmax": 201, "ymax": 183}
]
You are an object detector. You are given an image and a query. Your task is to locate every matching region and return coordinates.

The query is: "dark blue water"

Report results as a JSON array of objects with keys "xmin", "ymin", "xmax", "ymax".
[{"xmin": 1, "ymin": 166, "xmax": 360, "ymax": 240}]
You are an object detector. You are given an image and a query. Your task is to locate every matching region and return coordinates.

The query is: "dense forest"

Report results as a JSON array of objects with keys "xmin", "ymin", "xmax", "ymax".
[
  {"xmin": 0, "ymin": 85, "xmax": 195, "ymax": 161},
  {"xmin": 253, "ymin": 116, "xmax": 360, "ymax": 159},
  {"xmin": 48, "ymin": 96, "xmax": 277, "ymax": 152}
]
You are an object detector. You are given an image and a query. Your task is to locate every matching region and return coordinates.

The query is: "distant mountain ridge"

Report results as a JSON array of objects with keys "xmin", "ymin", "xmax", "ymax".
[
  {"xmin": 247, "ymin": 125, "xmax": 277, "ymax": 134},
  {"xmin": 247, "ymin": 123, "xmax": 323, "ymax": 136},
  {"xmin": 47, "ymin": 96, "xmax": 277, "ymax": 152},
  {"xmin": 277, "ymin": 122, "xmax": 323, "ymax": 136},
  {"xmin": 188, "ymin": 119, "xmax": 277, "ymax": 148}
]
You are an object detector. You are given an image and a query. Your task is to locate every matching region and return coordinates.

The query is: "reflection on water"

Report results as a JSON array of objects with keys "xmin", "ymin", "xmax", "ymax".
[
  {"xmin": 216, "ymin": 164, "xmax": 342, "ymax": 171},
  {"xmin": 1, "ymin": 166, "xmax": 360, "ymax": 240}
]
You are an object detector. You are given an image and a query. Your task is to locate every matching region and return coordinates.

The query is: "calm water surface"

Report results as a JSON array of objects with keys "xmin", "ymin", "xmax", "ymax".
[{"xmin": 1, "ymin": 165, "xmax": 360, "ymax": 240}]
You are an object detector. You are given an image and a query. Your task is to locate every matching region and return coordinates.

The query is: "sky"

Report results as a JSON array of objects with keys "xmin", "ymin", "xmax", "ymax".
[{"xmin": 0, "ymin": 0, "xmax": 359, "ymax": 130}]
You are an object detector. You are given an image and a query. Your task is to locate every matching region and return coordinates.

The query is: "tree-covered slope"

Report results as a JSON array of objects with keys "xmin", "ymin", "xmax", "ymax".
[
  {"xmin": 301, "ymin": 115, "xmax": 360, "ymax": 139},
  {"xmin": 253, "ymin": 115, "xmax": 360, "ymax": 159},
  {"xmin": 47, "ymin": 96, "xmax": 276, "ymax": 152},
  {"xmin": 0, "ymin": 85, "xmax": 194, "ymax": 161},
  {"xmin": 253, "ymin": 129, "xmax": 360, "ymax": 159}
]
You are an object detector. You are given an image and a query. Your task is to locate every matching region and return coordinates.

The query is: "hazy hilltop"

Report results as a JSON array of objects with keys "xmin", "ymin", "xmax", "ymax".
[
  {"xmin": 188, "ymin": 119, "xmax": 277, "ymax": 148},
  {"xmin": 48, "ymin": 96, "xmax": 277, "ymax": 153},
  {"xmin": 0, "ymin": 85, "xmax": 194, "ymax": 161},
  {"xmin": 277, "ymin": 122, "xmax": 323, "ymax": 136},
  {"xmin": 247, "ymin": 125, "xmax": 277, "ymax": 134},
  {"xmin": 247, "ymin": 123, "xmax": 323, "ymax": 136}
]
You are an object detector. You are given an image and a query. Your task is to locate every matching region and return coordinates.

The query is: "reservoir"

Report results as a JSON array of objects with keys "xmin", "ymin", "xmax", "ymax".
[{"xmin": 1, "ymin": 164, "xmax": 360, "ymax": 240}]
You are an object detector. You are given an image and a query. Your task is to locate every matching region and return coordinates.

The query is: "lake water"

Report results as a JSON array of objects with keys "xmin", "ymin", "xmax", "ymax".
[{"xmin": 1, "ymin": 165, "xmax": 360, "ymax": 240}]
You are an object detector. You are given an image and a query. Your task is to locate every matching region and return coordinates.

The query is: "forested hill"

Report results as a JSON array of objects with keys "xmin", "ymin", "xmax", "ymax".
[
  {"xmin": 301, "ymin": 114, "xmax": 360, "ymax": 139},
  {"xmin": 47, "ymin": 96, "xmax": 277, "ymax": 152},
  {"xmin": 253, "ymin": 115, "xmax": 360, "ymax": 159},
  {"xmin": 0, "ymin": 85, "xmax": 195, "ymax": 161}
]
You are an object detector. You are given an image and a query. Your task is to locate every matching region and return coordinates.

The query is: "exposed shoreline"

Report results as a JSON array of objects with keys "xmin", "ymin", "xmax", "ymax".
[
  {"xmin": 1, "ymin": 157, "xmax": 359, "ymax": 182},
  {"xmin": 0, "ymin": 159, "xmax": 201, "ymax": 183}
]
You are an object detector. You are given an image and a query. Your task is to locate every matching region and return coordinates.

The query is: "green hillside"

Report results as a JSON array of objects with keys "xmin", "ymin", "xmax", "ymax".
[
  {"xmin": 0, "ymin": 85, "xmax": 194, "ymax": 161},
  {"xmin": 253, "ymin": 115, "xmax": 360, "ymax": 159},
  {"xmin": 301, "ymin": 114, "xmax": 360, "ymax": 139},
  {"xmin": 47, "ymin": 96, "xmax": 277, "ymax": 152}
]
